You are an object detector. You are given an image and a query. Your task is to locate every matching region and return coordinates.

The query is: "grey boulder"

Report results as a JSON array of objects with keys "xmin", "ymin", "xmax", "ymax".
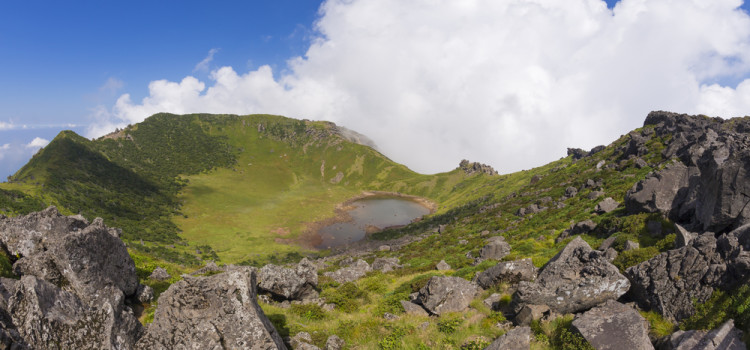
[
  {"xmin": 148, "ymin": 267, "xmax": 171, "ymax": 281},
  {"xmin": 571, "ymin": 300, "xmax": 654, "ymax": 350},
  {"xmin": 595, "ymin": 197, "xmax": 620, "ymax": 214},
  {"xmin": 512, "ymin": 236, "xmax": 630, "ymax": 314},
  {"xmin": 135, "ymin": 267, "xmax": 287, "ymax": 350},
  {"xmin": 484, "ymin": 326, "xmax": 531, "ymax": 350},
  {"xmin": 473, "ymin": 258, "xmax": 537, "ymax": 289},
  {"xmin": 436, "ymin": 260, "xmax": 451, "ymax": 271},
  {"xmin": 662, "ymin": 319, "xmax": 746, "ymax": 350},
  {"xmin": 372, "ymin": 257, "xmax": 401, "ymax": 273},
  {"xmin": 258, "ymin": 257, "xmax": 318, "ymax": 300},
  {"xmin": 324, "ymin": 259, "xmax": 371, "ymax": 284},
  {"xmin": 479, "ymin": 236, "xmax": 511, "ymax": 260},
  {"xmin": 417, "ymin": 276, "xmax": 479, "ymax": 315}
]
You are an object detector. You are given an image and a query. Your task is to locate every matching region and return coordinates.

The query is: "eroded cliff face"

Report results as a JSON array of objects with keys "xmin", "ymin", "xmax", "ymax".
[{"xmin": 624, "ymin": 111, "xmax": 750, "ymax": 234}]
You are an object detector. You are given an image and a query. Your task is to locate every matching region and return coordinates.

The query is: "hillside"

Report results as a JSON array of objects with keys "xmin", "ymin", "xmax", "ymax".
[{"xmin": 0, "ymin": 111, "xmax": 748, "ymax": 349}]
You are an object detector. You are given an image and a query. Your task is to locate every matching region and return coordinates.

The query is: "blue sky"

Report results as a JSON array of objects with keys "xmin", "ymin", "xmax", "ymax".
[{"xmin": 2, "ymin": 0, "xmax": 750, "ymax": 178}]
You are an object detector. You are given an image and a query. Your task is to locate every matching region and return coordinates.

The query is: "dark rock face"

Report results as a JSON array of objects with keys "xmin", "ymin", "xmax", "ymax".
[
  {"xmin": 662, "ymin": 319, "xmax": 746, "ymax": 350},
  {"xmin": 258, "ymin": 258, "xmax": 318, "ymax": 300},
  {"xmin": 512, "ymin": 237, "xmax": 630, "ymax": 314},
  {"xmin": 624, "ymin": 111, "xmax": 750, "ymax": 234},
  {"xmin": 324, "ymin": 259, "xmax": 371, "ymax": 284},
  {"xmin": 485, "ymin": 326, "xmax": 531, "ymax": 350},
  {"xmin": 417, "ymin": 276, "xmax": 479, "ymax": 315},
  {"xmin": 136, "ymin": 268, "xmax": 287, "ymax": 350},
  {"xmin": 567, "ymin": 148, "xmax": 589, "ymax": 160},
  {"xmin": 625, "ymin": 227, "xmax": 750, "ymax": 321},
  {"xmin": 479, "ymin": 236, "xmax": 511, "ymax": 261},
  {"xmin": 473, "ymin": 259, "xmax": 537, "ymax": 289},
  {"xmin": 571, "ymin": 300, "xmax": 654, "ymax": 350}
]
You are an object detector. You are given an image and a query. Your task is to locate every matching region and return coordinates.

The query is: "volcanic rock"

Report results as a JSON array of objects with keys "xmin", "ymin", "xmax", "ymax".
[
  {"xmin": 485, "ymin": 326, "xmax": 531, "ymax": 350},
  {"xmin": 595, "ymin": 197, "xmax": 620, "ymax": 214},
  {"xmin": 512, "ymin": 237, "xmax": 630, "ymax": 314},
  {"xmin": 416, "ymin": 276, "xmax": 479, "ymax": 315},
  {"xmin": 436, "ymin": 260, "xmax": 451, "ymax": 271},
  {"xmin": 372, "ymin": 257, "xmax": 401, "ymax": 273},
  {"xmin": 149, "ymin": 267, "xmax": 171, "ymax": 281},
  {"xmin": 479, "ymin": 236, "xmax": 511, "ymax": 260},
  {"xmin": 661, "ymin": 319, "xmax": 746, "ymax": 350},
  {"xmin": 324, "ymin": 259, "xmax": 371, "ymax": 284},
  {"xmin": 473, "ymin": 258, "xmax": 537, "ymax": 289},
  {"xmin": 135, "ymin": 267, "xmax": 287, "ymax": 349},
  {"xmin": 571, "ymin": 300, "xmax": 653, "ymax": 350},
  {"xmin": 258, "ymin": 258, "xmax": 318, "ymax": 301}
]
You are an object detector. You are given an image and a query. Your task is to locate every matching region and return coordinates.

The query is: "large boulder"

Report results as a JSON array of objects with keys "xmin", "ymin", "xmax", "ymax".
[
  {"xmin": 571, "ymin": 300, "xmax": 653, "ymax": 350},
  {"xmin": 0, "ymin": 207, "xmax": 138, "ymax": 299},
  {"xmin": 258, "ymin": 258, "xmax": 318, "ymax": 300},
  {"xmin": 595, "ymin": 197, "xmax": 620, "ymax": 214},
  {"xmin": 484, "ymin": 326, "xmax": 531, "ymax": 350},
  {"xmin": 473, "ymin": 259, "xmax": 537, "ymax": 289},
  {"xmin": 416, "ymin": 276, "xmax": 479, "ymax": 315},
  {"xmin": 8, "ymin": 276, "xmax": 142, "ymax": 350},
  {"xmin": 512, "ymin": 237, "xmax": 630, "ymax": 314},
  {"xmin": 661, "ymin": 319, "xmax": 746, "ymax": 350},
  {"xmin": 479, "ymin": 236, "xmax": 511, "ymax": 260},
  {"xmin": 627, "ymin": 224, "xmax": 750, "ymax": 321},
  {"xmin": 136, "ymin": 267, "xmax": 287, "ymax": 349},
  {"xmin": 324, "ymin": 259, "xmax": 371, "ymax": 284},
  {"xmin": 624, "ymin": 112, "xmax": 750, "ymax": 233}
]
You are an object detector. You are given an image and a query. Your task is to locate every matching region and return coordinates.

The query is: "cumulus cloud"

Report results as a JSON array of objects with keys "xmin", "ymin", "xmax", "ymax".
[
  {"xmin": 0, "ymin": 122, "xmax": 13, "ymax": 131},
  {"xmin": 25, "ymin": 137, "xmax": 49, "ymax": 149},
  {"xmin": 88, "ymin": 0, "xmax": 750, "ymax": 174},
  {"xmin": 193, "ymin": 48, "xmax": 220, "ymax": 73}
]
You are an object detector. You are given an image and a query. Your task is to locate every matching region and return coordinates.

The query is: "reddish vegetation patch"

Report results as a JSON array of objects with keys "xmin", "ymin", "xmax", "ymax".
[{"xmin": 272, "ymin": 227, "xmax": 291, "ymax": 236}]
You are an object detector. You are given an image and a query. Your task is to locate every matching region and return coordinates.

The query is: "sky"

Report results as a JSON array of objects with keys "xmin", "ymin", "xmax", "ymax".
[{"xmin": 2, "ymin": 0, "xmax": 750, "ymax": 179}]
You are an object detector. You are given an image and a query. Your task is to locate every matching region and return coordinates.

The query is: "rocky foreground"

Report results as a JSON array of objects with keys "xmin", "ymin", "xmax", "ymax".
[{"xmin": 0, "ymin": 112, "xmax": 748, "ymax": 349}]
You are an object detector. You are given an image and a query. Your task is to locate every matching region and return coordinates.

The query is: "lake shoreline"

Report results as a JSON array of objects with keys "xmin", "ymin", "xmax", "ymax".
[{"xmin": 299, "ymin": 191, "xmax": 436, "ymax": 250}]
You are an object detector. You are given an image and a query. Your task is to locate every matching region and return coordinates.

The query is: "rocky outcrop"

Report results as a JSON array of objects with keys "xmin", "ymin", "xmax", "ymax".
[
  {"xmin": 484, "ymin": 326, "xmax": 531, "ymax": 350},
  {"xmin": 400, "ymin": 300, "xmax": 429, "ymax": 316},
  {"xmin": 473, "ymin": 259, "xmax": 537, "ymax": 289},
  {"xmin": 627, "ymin": 224, "xmax": 750, "ymax": 321},
  {"xmin": 514, "ymin": 304, "xmax": 555, "ymax": 326},
  {"xmin": 571, "ymin": 300, "xmax": 654, "ymax": 350},
  {"xmin": 8, "ymin": 276, "xmax": 142, "ymax": 350},
  {"xmin": 624, "ymin": 112, "xmax": 750, "ymax": 234},
  {"xmin": 478, "ymin": 236, "xmax": 511, "ymax": 261},
  {"xmin": 136, "ymin": 267, "xmax": 287, "ymax": 350},
  {"xmin": 516, "ymin": 204, "xmax": 547, "ymax": 217},
  {"xmin": 661, "ymin": 319, "xmax": 746, "ymax": 350},
  {"xmin": 512, "ymin": 237, "xmax": 630, "ymax": 314},
  {"xmin": 459, "ymin": 159, "xmax": 498, "ymax": 176},
  {"xmin": 258, "ymin": 258, "xmax": 318, "ymax": 300},
  {"xmin": 324, "ymin": 259, "xmax": 371, "ymax": 284},
  {"xmin": 0, "ymin": 207, "xmax": 138, "ymax": 299},
  {"xmin": 416, "ymin": 276, "xmax": 479, "ymax": 315},
  {"xmin": 0, "ymin": 207, "xmax": 143, "ymax": 350}
]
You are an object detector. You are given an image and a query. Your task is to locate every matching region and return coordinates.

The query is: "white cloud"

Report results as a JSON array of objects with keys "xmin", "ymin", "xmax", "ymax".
[
  {"xmin": 193, "ymin": 48, "xmax": 220, "ymax": 73},
  {"xmin": 88, "ymin": 0, "xmax": 750, "ymax": 174},
  {"xmin": 99, "ymin": 77, "xmax": 124, "ymax": 96},
  {"xmin": 25, "ymin": 137, "xmax": 49, "ymax": 149},
  {"xmin": 0, "ymin": 122, "xmax": 13, "ymax": 131}
]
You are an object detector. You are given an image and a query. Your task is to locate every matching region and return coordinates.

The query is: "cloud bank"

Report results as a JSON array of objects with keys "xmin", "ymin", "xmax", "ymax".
[{"xmin": 88, "ymin": 0, "xmax": 750, "ymax": 174}]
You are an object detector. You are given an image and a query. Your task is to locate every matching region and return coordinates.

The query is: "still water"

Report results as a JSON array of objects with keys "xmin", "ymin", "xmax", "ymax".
[{"xmin": 315, "ymin": 197, "xmax": 430, "ymax": 249}]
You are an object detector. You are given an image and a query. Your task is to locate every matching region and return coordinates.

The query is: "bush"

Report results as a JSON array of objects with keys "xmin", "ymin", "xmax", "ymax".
[
  {"xmin": 290, "ymin": 304, "xmax": 326, "ymax": 321},
  {"xmin": 321, "ymin": 282, "xmax": 369, "ymax": 313},
  {"xmin": 613, "ymin": 247, "xmax": 659, "ymax": 272},
  {"xmin": 437, "ymin": 317, "xmax": 463, "ymax": 334}
]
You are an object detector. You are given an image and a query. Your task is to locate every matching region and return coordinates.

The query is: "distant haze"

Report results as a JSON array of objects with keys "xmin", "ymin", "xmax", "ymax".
[{"xmin": 84, "ymin": 0, "xmax": 750, "ymax": 174}]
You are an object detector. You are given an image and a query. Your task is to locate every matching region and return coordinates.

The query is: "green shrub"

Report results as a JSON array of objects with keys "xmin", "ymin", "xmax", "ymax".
[
  {"xmin": 437, "ymin": 317, "xmax": 463, "ymax": 334},
  {"xmin": 613, "ymin": 247, "xmax": 659, "ymax": 272},
  {"xmin": 290, "ymin": 304, "xmax": 326, "ymax": 321},
  {"xmin": 320, "ymin": 282, "xmax": 369, "ymax": 313},
  {"xmin": 378, "ymin": 325, "xmax": 410, "ymax": 350},
  {"xmin": 681, "ymin": 284, "xmax": 750, "ymax": 337},
  {"xmin": 461, "ymin": 339, "xmax": 490, "ymax": 350},
  {"xmin": 0, "ymin": 250, "xmax": 16, "ymax": 279}
]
